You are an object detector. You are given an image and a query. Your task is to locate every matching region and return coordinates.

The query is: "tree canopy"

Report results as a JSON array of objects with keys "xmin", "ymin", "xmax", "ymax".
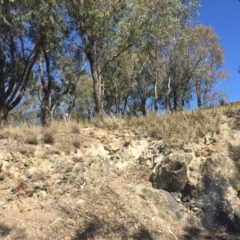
[{"xmin": 0, "ymin": 0, "xmax": 230, "ymax": 126}]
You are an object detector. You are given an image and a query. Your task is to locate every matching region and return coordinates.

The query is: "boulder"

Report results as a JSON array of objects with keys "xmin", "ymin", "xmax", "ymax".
[
  {"xmin": 197, "ymin": 153, "xmax": 240, "ymax": 233},
  {"xmin": 152, "ymin": 148, "xmax": 240, "ymax": 235},
  {"xmin": 153, "ymin": 151, "xmax": 194, "ymax": 192}
]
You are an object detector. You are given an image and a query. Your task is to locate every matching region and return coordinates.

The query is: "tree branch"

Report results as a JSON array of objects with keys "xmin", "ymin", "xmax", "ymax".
[{"xmin": 98, "ymin": 43, "xmax": 134, "ymax": 77}]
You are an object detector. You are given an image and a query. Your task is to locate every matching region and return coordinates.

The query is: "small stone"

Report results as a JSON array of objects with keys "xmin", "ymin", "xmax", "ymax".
[
  {"xmin": 183, "ymin": 147, "xmax": 192, "ymax": 153},
  {"xmin": 134, "ymin": 223, "xmax": 139, "ymax": 229},
  {"xmin": 123, "ymin": 140, "xmax": 131, "ymax": 147},
  {"xmin": 49, "ymin": 218, "xmax": 64, "ymax": 229},
  {"xmin": 0, "ymin": 160, "xmax": 2, "ymax": 170},
  {"xmin": 195, "ymin": 151, "xmax": 201, "ymax": 157},
  {"xmin": 0, "ymin": 173, "xmax": 4, "ymax": 181},
  {"xmin": 77, "ymin": 199, "xmax": 86, "ymax": 205},
  {"xmin": 104, "ymin": 145, "xmax": 112, "ymax": 152}
]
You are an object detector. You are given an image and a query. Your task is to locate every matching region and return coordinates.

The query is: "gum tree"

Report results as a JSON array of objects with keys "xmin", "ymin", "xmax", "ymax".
[
  {"xmin": 0, "ymin": 1, "xmax": 45, "ymax": 126},
  {"xmin": 159, "ymin": 24, "xmax": 229, "ymax": 111},
  {"xmin": 65, "ymin": 0, "xmax": 191, "ymax": 115}
]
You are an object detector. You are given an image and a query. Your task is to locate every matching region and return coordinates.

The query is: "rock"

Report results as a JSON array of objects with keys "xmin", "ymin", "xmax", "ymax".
[
  {"xmin": 49, "ymin": 218, "xmax": 64, "ymax": 230},
  {"xmin": 0, "ymin": 173, "xmax": 4, "ymax": 181},
  {"xmin": 197, "ymin": 153, "xmax": 240, "ymax": 233},
  {"xmin": 104, "ymin": 145, "xmax": 112, "ymax": 152},
  {"xmin": 139, "ymin": 141, "xmax": 164, "ymax": 168},
  {"xmin": 123, "ymin": 140, "xmax": 131, "ymax": 147},
  {"xmin": 155, "ymin": 153, "xmax": 188, "ymax": 192},
  {"xmin": 128, "ymin": 140, "xmax": 149, "ymax": 160},
  {"xmin": 128, "ymin": 184, "xmax": 178, "ymax": 223},
  {"xmin": 77, "ymin": 199, "xmax": 86, "ymax": 205},
  {"xmin": 157, "ymin": 189, "xmax": 179, "ymax": 212},
  {"xmin": 153, "ymin": 148, "xmax": 240, "ymax": 234}
]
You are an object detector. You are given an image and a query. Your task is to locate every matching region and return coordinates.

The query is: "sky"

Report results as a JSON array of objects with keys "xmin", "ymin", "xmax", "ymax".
[{"xmin": 199, "ymin": 0, "xmax": 240, "ymax": 103}]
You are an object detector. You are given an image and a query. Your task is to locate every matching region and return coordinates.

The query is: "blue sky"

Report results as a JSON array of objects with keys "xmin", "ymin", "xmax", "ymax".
[{"xmin": 199, "ymin": 0, "xmax": 240, "ymax": 102}]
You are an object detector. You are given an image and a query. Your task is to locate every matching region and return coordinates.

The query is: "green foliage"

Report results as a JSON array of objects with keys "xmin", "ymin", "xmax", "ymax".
[{"xmin": 0, "ymin": 0, "xmax": 230, "ymax": 125}]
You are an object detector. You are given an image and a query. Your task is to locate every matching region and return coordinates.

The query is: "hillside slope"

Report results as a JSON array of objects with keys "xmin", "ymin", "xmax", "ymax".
[{"xmin": 0, "ymin": 106, "xmax": 240, "ymax": 239}]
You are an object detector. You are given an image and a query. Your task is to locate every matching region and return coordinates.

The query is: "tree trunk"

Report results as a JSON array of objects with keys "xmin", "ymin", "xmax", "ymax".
[
  {"xmin": 41, "ymin": 93, "xmax": 50, "ymax": 126},
  {"xmin": 181, "ymin": 99, "xmax": 185, "ymax": 109},
  {"xmin": 122, "ymin": 96, "xmax": 128, "ymax": 116},
  {"xmin": 91, "ymin": 64, "xmax": 103, "ymax": 115},
  {"xmin": 154, "ymin": 81, "xmax": 158, "ymax": 113},
  {"xmin": 0, "ymin": 48, "xmax": 7, "ymax": 126},
  {"xmin": 38, "ymin": 52, "xmax": 49, "ymax": 126},
  {"xmin": 173, "ymin": 88, "xmax": 178, "ymax": 111},
  {"xmin": 141, "ymin": 98, "xmax": 147, "ymax": 116},
  {"xmin": 0, "ymin": 106, "xmax": 8, "ymax": 127},
  {"xmin": 165, "ymin": 77, "xmax": 172, "ymax": 113},
  {"xmin": 196, "ymin": 84, "xmax": 202, "ymax": 108}
]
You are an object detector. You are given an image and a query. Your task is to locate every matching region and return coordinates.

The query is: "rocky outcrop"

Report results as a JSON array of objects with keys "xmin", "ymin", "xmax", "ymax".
[
  {"xmin": 0, "ymin": 112, "xmax": 240, "ymax": 239},
  {"xmin": 148, "ymin": 146, "xmax": 240, "ymax": 236}
]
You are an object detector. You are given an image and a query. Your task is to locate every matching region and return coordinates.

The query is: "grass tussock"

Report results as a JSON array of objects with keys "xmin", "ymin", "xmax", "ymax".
[
  {"xmin": 72, "ymin": 139, "xmax": 81, "ymax": 148},
  {"xmin": 25, "ymin": 132, "xmax": 39, "ymax": 145},
  {"xmin": 1, "ymin": 103, "xmax": 239, "ymax": 147},
  {"xmin": 0, "ymin": 124, "xmax": 41, "ymax": 140},
  {"xmin": 47, "ymin": 120, "xmax": 86, "ymax": 133},
  {"xmin": 0, "ymin": 126, "xmax": 24, "ymax": 139},
  {"xmin": 90, "ymin": 108, "xmax": 223, "ymax": 146},
  {"xmin": 128, "ymin": 110, "xmax": 220, "ymax": 146},
  {"xmin": 70, "ymin": 123, "xmax": 81, "ymax": 134},
  {"xmin": 42, "ymin": 128, "xmax": 55, "ymax": 144},
  {"xmin": 91, "ymin": 115, "xmax": 127, "ymax": 129}
]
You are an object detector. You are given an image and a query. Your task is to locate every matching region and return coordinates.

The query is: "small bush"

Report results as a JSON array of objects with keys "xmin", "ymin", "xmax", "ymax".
[
  {"xmin": 25, "ymin": 133, "xmax": 39, "ymax": 145},
  {"xmin": 92, "ymin": 115, "xmax": 127, "ymax": 129},
  {"xmin": 71, "ymin": 124, "xmax": 81, "ymax": 134},
  {"xmin": 72, "ymin": 139, "xmax": 81, "ymax": 148},
  {"xmin": 42, "ymin": 129, "xmax": 55, "ymax": 144}
]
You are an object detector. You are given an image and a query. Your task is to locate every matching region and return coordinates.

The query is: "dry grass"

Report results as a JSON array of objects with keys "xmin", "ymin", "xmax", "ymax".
[
  {"xmin": 25, "ymin": 132, "xmax": 39, "ymax": 145},
  {"xmin": 0, "ymin": 126, "xmax": 24, "ymax": 139},
  {"xmin": 0, "ymin": 124, "xmax": 41, "ymax": 141},
  {"xmin": 72, "ymin": 139, "xmax": 81, "ymax": 148},
  {"xmin": 89, "ymin": 107, "xmax": 228, "ymax": 146},
  {"xmin": 70, "ymin": 123, "xmax": 81, "ymax": 134},
  {"xmin": 125, "ymin": 110, "xmax": 220, "ymax": 146},
  {"xmin": 91, "ymin": 115, "xmax": 127, "ymax": 129},
  {"xmin": 1, "ymin": 103, "xmax": 239, "ymax": 147},
  {"xmin": 42, "ymin": 128, "xmax": 55, "ymax": 144}
]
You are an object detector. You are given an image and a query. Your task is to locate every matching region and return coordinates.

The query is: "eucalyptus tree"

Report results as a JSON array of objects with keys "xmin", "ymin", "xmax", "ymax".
[
  {"xmin": 126, "ymin": 0, "xmax": 200, "ymax": 113},
  {"xmin": 60, "ymin": 74, "xmax": 94, "ymax": 121},
  {"xmin": 161, "ymin": 31, "xmax": 194, "ymax": 111},
  {"xmin": 159, "ymin": 24, "xmax": 228, "ymax": 111},
  {"xmin": 31, "ymin": 1, "xmax": 82, "ymax": 126},
  {"xmin": 0, "ymin": 1, "xmax": 45, "ymax": 126},
  {"xmin": 187, "ymin": 24, "xmax": 229, "ymax": 107},
  {"xmin": 103, "ymin": 49, "xmax": 140, "ymax": 115},
  {"xmin": 65, "ymin": 0, "xmax": 194, "ymax": 115}
]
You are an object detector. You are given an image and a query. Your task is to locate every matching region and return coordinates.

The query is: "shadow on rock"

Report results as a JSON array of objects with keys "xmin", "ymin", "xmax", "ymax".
[
  {"xmin": 182, "ymin": 226, "xmax": 235, "ymax": 240},
  {"xmin": 182, "ymin": 174, "xmax": 240, "ymax": 239},
  {"xmin": 201, "ymin": 175, "xmax": 239, "ymax": 234},
  {"xmin": 228, "ymin": 144, "xmax": 240, "ymax": 163},
  {"xmin": 0, "ymin": 223, "xmax": 27, "ymax": 239},
  {"xmin": 0, "ymin": 223, "xmax": 11, "ymax": 237},
  {"xmin": 71, "ymin": 215, "xmax": 129, "ymax": 240},
  {"xmin": 72, "ymin": 215, "xmax": 155, "ymax": 240},
  {"xmin": 132, "ymin": 228, "xmax": 154, "ymax": 240},
  {"xmin": 72, "ymin": 217, "xmax": 103, "ymax": 240}
]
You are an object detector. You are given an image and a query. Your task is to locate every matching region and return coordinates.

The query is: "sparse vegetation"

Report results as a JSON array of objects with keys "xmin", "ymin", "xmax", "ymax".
[
  {"xmin": 25, "ymin": 132, "xmax": 39, "ymax": 145},
  {"xmin": 0, "ymin": 102, "xmax": 240, "ymax": 240},
  {"xmin": 71, "ymin": 123, "xmax": 81, "ymax": 134},
  {"xmin": 42, "ymin": 129, "xmax": 55, "ymax": 144},
  {"xmin": 72, "ymin": 139, "xmax": 81, "ymax": 149},
  {"xmin": 88, "ymin": 103, "xmax": 239, "ymax": 146},
  {"xmin": 0, "ymin": 103, "xmax": 239, "ymax": 147}
]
